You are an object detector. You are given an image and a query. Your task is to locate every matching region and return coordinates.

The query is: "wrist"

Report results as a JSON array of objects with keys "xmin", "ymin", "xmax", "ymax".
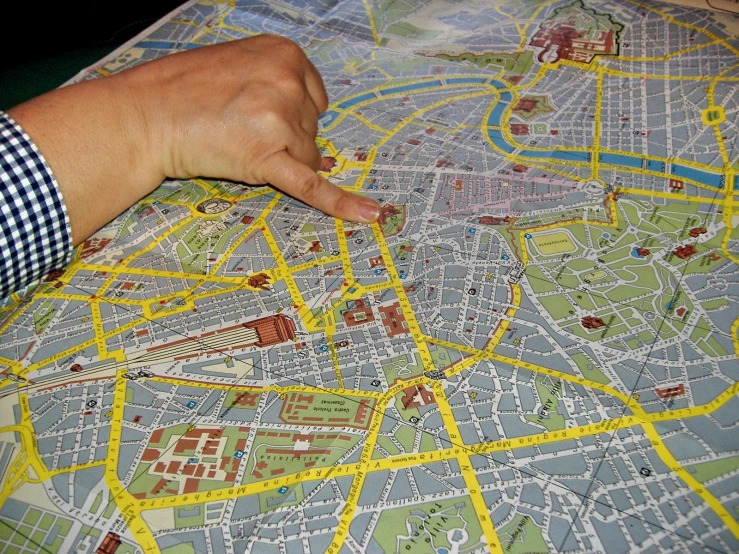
[
  {"xmin": 8, "ymin": 75, "xmax": 167, "ymax": 244},
  {"xmin": 106, "ymin": 73, "xmax": 167, "ymax": 188}
]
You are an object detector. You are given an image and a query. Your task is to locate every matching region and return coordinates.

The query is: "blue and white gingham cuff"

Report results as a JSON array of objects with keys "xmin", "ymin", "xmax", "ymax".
[{"xmin": 0, "ymin": 111, "xmax": 73, "ymax": 298}]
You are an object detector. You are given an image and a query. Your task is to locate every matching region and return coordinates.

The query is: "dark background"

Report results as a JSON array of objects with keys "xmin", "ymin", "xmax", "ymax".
[{"xmin": 0, "ymin": 1, "xmax": 184, "ymax": 110}]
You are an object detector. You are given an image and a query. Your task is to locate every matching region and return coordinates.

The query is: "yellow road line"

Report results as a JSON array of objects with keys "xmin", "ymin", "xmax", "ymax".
[
  {"xmin": 431, "ymin": 380, "xmax": 503, "ymax": 553},
  {"xmin": 362, "ymin": 0, "xmax": 380, "ymax": 46}
]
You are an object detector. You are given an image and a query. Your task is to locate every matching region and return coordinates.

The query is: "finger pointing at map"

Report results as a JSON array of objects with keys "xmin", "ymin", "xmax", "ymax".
[{"xmin": 7, "ymin": 34, "xmax": 379, "ymax": 255}]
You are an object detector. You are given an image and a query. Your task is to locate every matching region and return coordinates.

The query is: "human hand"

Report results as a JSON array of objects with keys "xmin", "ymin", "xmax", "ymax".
[
  {"xmin": 125, "ymin": 34, "xmax": 380, "ymax": 223},
  {"xmin": 9, "ymin": 35, "xmax": 379, "ymax": 247}
]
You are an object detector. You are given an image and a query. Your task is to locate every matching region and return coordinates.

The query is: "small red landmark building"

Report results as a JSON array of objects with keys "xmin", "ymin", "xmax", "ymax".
[{"xmin": 581, "ymin": 316, "xmax": 606, "ymax": 329}]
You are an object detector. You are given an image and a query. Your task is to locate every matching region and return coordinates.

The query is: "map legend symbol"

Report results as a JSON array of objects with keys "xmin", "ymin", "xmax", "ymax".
[{"xmin": 186, "ymin": 400, "xmax": 197, "ymax": 409}]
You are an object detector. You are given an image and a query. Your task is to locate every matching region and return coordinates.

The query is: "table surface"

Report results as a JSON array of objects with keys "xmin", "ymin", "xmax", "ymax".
[{"xmin": 0, "ymin": 2, "xmax": 183, "ymax": 110}]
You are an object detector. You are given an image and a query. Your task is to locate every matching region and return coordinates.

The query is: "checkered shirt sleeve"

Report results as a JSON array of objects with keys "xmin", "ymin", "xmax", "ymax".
[{"xmin": 0, "ymin": 111, "xmax": 72, "ymax": 299}]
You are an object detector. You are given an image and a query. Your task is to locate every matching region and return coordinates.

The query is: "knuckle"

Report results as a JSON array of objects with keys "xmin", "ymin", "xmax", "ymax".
[
  {"xmin": 277, "ymin": 37, "xmax": 304, "ymax": 57},
  {"xmin": 299, "ymin": 172, "xmax": 324, "ymax": 200},
  {"xmin": 258, "ymin": 34, "xmax": 303, "ymax": 58},
  {"xmin": 276, "ymin": 75, "xmax": 306, "ymax": 99},
  {"xmin": 258, "ymin": 108, "xmax": 285, "ymax": 127}
]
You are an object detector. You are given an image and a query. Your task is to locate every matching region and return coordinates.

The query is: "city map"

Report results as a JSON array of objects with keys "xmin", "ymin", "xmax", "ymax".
[{"xmin": 1, "ymin": 0, "xmax": 738, "ymax": 553}]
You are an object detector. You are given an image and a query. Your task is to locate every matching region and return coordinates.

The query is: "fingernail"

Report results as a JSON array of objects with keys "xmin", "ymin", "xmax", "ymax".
[{"xmin": 357, "ymin": 198, "xmax": 380, "ymax": 223}]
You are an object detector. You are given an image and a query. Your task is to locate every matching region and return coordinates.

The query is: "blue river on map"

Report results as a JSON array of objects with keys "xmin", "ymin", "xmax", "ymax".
[{"xmin": 323, "ymin": 76, "xmax": 731, "ymax": 190}]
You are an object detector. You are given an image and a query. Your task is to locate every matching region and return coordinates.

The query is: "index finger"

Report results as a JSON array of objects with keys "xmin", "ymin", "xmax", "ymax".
[{"xmin": 263, "ymin": 151, "xmax": 379, "ymax": 223}]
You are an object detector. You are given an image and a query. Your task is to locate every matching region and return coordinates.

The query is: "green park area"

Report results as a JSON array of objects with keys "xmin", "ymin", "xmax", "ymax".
[
  {"xmin": 381, "ymin": 352, "xmax": 424, "ymax": 384},
  {"xmin": 429, "ymin": 344, "xmax": 465, "ymax": 371},
  {"xmin": 163, "ymin": 544, "xmax": 197, "ymax": 554},
  {"xmin": 525, "ymin": 265, "xmax": 557, "ymax": 294},
  {"xmin": 119, "ymin": 180, "xmax": 213, "ymax": 242},
  {"xmin": 33, "ymin": 300, "xmax": 58, "ymax": 334},
  {"xmin": 435, "ymin": 50, "xmax": 534, "ymax": 74},
  {"xmin": 498, "ymin": 514, "xmax": 548, "ymax": 554},
  {"xmin": 393, "ymin": 241, "xmax": 413, "ymax": 262},
  {"xmin": 570, "ymin": 353, "xmax": 610, "ymax": 384},
  {"xmin": 0, "ymin": 508, "xmax": 73, "ymax": 554},
  {"xmin": 127, "ymin": 423, "xmax": 247, "ymax": 498},
  {"xmin": 370, "ymin": 0, "xmax": 419, "ymax": 34},
  {"xmin": 279, "ymin": 392, "xmax": 377, "ymax": 428},
  {"xmin": 259, "ymin": 483, "xmax": 305, "ymax": 513},
  {"xmin": 148, "ymin": 296, "xmax": 189, "ymax": 316},
  {"xmin": 147, "ymin": 180, "xmax": 211, "ymax": 205},
  {"xmin": 525, "ymin": 375, "xmax": 565, "ymax": 432},
  {"xmin": 385, "ymin": 21, "xmax": 443, "ymax": 41},
  {"xmin": 372, "ymin": 410, "xmax": 438, "ymax": 458},
  {"xmin": 90, "ymin": 492, "xmax": 103, "ymax": 514},
  {"xmin": 515, "ymin": 198, "xmax": 728, "ymax": 348},
  {"xmin": 548, "ymin": 1, "xmax": 624, "ymax": 42},
  {"xmin": 687, "ymin": 314, "xmax": 728, "ymax": 357},
  {"xmin": 381, "ymin": 205, "xmax": 407, "ymax": 237},
  {"xmin": 687, "ymin": 457, "xmax": 739, "ymax": 484},
  {"xmin": 174, "ymin": 504, "xmax": 205, "ymax": 529},
  {"xmin": 242, "ymin": 430, "xmax": 361, "ymax": 485},
  {"xmin": 372, "ymin": 389, "xmax": 437, "ymax": 456},
  {"xmin": 703, "ymin": 298, "xmax": 729, "ymax": 311},
  {"xmin": 375, "ymin": 434, "xmax": 402, "ymax": 457},
  {"xmin": 374, "ymin": 497, "xmax": 484, "ymax": 554},
  {"xmin": 172, "ymin": 217, "xmax": 246, "ymax": 274},
  {"xmin": 374, "ymin": 386, "xmax": 438, "ymax": 457},
  {"xmin": 565, "ymin": 311, "xmax": 628, "ymax": 342},
  {"xmin": 221, "ymin": 390, "xmax": 262, "ymax": 414}
]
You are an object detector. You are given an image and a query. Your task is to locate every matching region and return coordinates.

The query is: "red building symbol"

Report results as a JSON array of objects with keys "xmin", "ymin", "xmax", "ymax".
[
  {"xmin": 656, "ymin": 384, "xmax": 685, "ymax": 399},
  {"xmin": 96, "ymin": 532, "xmax": 121, "ymax": 554},
  {"xmin": 636, "ymin": 247, "xmax": 650, "ymax": 257},
  {"xmin": 479, "ymin": 215, "xmax": 513, "ymax": 226},
  {"xmin": 80, "ymin": 238, "xmax": 112, "ymax": 259},
  {"xmin": 247, "ymin": 273, "xmax": 270, "ymax": 290},
  {"xmin": 688, "ymin": 227, "xmax": 707, "ymax": 238},
  {"xmin": 401, "ymin": 385, "xmax": 436, "ymax": 409},
  {"xmin": 44, "ymin": 269, "xmax": 65, "ymax": 282},
  {"xmin": 319, "ymin": 157, "xmax": 337, "ymax": 171},
  {"xmin": 581, "ymin": 316, "xmax": 606, "ymax": 329},
  {"xmin": 243, "ymin": 314, "xmax": 297, "ymax": 347},
  {"xmin": 513, "ymin": 97, "xmax": 539, "ymax": 113},
  {"xmin": 378, "ymin": 205, "xmax": 401, "ymax": 224},
  {"xmin": 673, "ymin": 245, "xmax": 698, "ymax": 259},
  {"xmin": 369, "ymin": 255, "xmax": 385, "ymax": 268}
]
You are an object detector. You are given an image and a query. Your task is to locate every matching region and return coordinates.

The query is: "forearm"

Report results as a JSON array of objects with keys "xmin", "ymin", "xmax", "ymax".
[
  {"xmin": 1, "ymin": 35, "xmax": 379, "ymax": 298},
  {"xmin": 8, "ymin": 75, "xmax": 163, "ymax": 246}
]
